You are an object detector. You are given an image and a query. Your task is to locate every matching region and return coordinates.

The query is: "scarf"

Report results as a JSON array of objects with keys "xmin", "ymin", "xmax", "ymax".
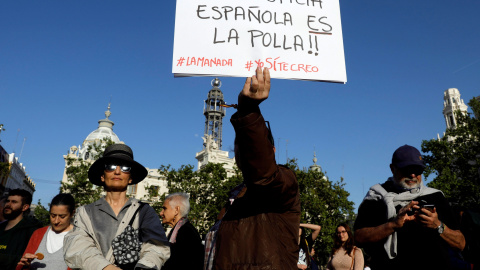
[
  {"xmin": 169, "ymin": 217, "xmax": 188, "ymax": 244},
  {"xmin": 361, "ymin": 177, "xmax": 440, "ymax": 259}
]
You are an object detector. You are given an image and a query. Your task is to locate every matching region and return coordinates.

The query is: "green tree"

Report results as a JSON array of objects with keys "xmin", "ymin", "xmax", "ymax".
[
  {"xmin": 60, "ymin": 138, "xmax": 115, "ymax": 207},
  {"xmin": 143, "ymin": 183, "xmax": 163, "ymax": 213},
  {"xmin": 154, "ymin": 158, "xmax": 354, "ymax": 265},
  {"xmin": 34, "ymin": 199, "xmax": 50, "ymax": 227},
  {"xmin": 287, "ymin": 159, "xmax": 355, "ymax": 266},
  {"xmin": 158, "ymin": 163, "xmax": 242, "ymax": 235},
  {"xmin": 421, "ymin": 97, "xmax": 480, "ymax": 211},
  {"xmin": 0, "ymin": 162, "xmax": 9, "ymax": 179}
]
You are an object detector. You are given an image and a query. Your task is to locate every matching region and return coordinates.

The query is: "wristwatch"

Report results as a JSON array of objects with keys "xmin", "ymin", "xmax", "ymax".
[{"xmin": 437, "ymin": 221, "xmax": 445, "ymax": 235}]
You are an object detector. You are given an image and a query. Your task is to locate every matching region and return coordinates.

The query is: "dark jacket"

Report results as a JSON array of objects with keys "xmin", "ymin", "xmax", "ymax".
[
  {"xmin": 354, "ymin": 180, "xmax": 459, "ymax": 270},
  {"xmin": 0, "ymin": 216, "xmax": 42, "ymax": 270},
  {"xmin": 213, "ymin": 108, "xmax": 301, "ymax": 270},
  {"xmin": 163, "ymin": 220, "xmax": 204, "ymax": 270}
]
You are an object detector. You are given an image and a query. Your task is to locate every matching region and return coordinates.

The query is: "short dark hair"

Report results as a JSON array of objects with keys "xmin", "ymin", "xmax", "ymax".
[
  {"xmin": 50, "ymin": 193, "xmax": 76, "ymax": 214},
  {"xmin": 8, "ymin": 189, "xmax": 33, "ymax": 205}
]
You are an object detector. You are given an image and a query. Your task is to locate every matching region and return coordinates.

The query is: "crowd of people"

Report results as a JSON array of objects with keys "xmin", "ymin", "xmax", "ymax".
[{"xmin": 0, "ymin": 67, "xmax": 478, "ymax": 270}]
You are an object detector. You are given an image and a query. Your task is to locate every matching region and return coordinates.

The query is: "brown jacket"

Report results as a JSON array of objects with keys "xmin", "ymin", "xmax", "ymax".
[{"xmin": 214, "ymin": 109, "xmax": 301, "ymax": 270}]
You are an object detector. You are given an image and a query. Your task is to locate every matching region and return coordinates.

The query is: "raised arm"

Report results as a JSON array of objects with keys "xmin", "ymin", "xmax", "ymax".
[
  {"xmin": 237, "ymin": 66, "xmax": 271, "ymax": 112},
  {"xmin": 300, "ymin": 223, "xmax": 321, "ymax": 241},
  {"xmin": 231, "ymin": 67, "xmax": 276, "ymax": 183}
]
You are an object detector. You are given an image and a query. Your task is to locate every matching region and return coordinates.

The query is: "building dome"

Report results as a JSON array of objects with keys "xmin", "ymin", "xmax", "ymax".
[
  {"xmin": 84, "ymin": 104, "xmax": 121, "ymax": 145},
  {"xmin": 84, "ymin": 122, "xmax": 121, "ymax": 144},
  {"xmin": 78, "ymin": 104, "xmax": 122, "ymax": 160}
]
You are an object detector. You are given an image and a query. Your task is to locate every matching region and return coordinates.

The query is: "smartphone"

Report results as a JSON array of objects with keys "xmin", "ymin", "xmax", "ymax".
[{"xmin": 422, "ymin": 204, "xmax": 435, "ymax": 212}]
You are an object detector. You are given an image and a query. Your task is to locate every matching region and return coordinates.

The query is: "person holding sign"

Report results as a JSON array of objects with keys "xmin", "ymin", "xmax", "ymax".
[{"xmin": 204, "ymin": 67, "xmax": 301, "ymax": 269}]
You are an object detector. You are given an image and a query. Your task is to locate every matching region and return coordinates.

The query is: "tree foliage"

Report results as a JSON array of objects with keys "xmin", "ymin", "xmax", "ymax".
[
  {"xmin": 60, "ymin": 138, "xmax": 115, "ymax": 207},
  {"xmin": 34, "ymin": 199, "xmax": 50, "ymax": 227},
  {"xmin": 421, "ymin": 97, "xmax": 480, "ymax": 211},
  {"xmin": 143, "ymin": 183, "xmax": 163, "ymax": 213},
  {"xmin": 158, "ymin": 163, "xmax": 242, "ymax": 235},
  {"xmin": 0, "ymin": 161, "xmax": 9, "ymax": 180},
  {"xmin": 286, "ymin": 159, "xmax": 355, "ymax": 266},
  {"xmin": 156, "ymin": 159, "xmax": 355, "ymax": 265},
  {"xmin": 153, "ymin": 159, "xmax": 354, "ymax": 265}
]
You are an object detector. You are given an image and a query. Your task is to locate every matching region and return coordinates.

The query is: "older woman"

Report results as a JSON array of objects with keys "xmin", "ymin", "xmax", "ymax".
[
  {"xmin": 326, "ymin": 223, "xmax": 364, "ymax": 270},
  {"xmin": 64, "ymin": 144, "xmax": 170, "ymax": 270},
  {"xmin": 160, "ymin": 192, "xmax": 204, "ymax": 270},
  {"xmin": 17, "ymin": 193, "xmax": 75, "ymax": 270}
]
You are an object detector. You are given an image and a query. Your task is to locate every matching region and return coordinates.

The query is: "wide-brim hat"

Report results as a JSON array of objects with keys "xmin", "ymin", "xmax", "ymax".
[{"xmin": 88, "ymin": 144, "xmax": 148, "ymax": 186}]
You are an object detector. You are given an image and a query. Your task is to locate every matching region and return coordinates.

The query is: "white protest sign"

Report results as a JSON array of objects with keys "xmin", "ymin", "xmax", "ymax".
[{"xmin": 172, "ymin": 0, "xmax": 346, "ymax": 83}]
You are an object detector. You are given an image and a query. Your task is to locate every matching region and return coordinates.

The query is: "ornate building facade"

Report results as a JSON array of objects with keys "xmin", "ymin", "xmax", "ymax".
[
  {"xmin": 63, "ymin": 80, "xmax": 238, "ymax": 203},
  {"xmin": 437, "ymin": 88, "xmax": 469, "ymax": 141},
  {"xmin": 61, "ymin": 104, "xmax": 168, "ymax": 201},
  {"xmin": 443, "ymin": 88, "xmax": 468, "ymax": 130},
  {"xmin": 5, "ymin": 152, "xmax": 35, "ymax": 194}
]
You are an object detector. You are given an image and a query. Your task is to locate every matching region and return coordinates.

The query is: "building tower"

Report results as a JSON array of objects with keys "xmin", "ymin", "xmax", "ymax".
[
  {"xmin": 443, "ymin": 88, "xmax": 468, "ymax": 130},
  {"xmin": 196, "ymin": 78, "xmax": 235, "ymax": 176},
  {"xmin": 309, "ymin": 150, "xmax": 327, "ymax": 181},
  {"xmin": 309, "ymin": 151, "xmax": 322, "ymax": 173},
  {"xmin": 203, "ymin": 78, "xmax": 226, "ymax": 149}
]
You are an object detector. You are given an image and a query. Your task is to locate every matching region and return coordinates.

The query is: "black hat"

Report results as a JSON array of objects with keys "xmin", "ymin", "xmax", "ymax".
[
  {"xmin": 88, "ymin": 144, "xmax": 148, "ymax": 186},
  {"xmin": 391, "ymin": 145, "xmax": 425, "ymax": 169}
]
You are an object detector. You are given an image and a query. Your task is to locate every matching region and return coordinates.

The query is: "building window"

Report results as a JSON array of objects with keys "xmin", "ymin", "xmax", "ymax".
[{"xmin": 127, "ymin": 184, "xmax": 137, "ymax": 195}]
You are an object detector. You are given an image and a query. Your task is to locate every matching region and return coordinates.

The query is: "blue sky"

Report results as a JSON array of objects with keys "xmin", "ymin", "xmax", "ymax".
[{"xmin": 1, "ymin": 0, "xmax": 479, "ymax": 212}]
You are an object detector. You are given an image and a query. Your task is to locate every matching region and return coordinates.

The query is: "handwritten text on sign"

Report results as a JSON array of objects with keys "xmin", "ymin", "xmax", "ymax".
[{"xmin": 172, "ymin": 0, "xmax": 346, "ymax": 83}]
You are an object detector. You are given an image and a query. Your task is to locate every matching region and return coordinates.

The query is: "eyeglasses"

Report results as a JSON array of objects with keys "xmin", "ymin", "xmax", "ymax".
[{"xmin": 105, "ymin": 164, "xmax": 132, "ymax": 173}]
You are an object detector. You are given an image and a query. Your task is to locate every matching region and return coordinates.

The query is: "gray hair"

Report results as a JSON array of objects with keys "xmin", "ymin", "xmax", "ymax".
[{"xmin": 165, "ymin": 192, "xmax": 190, "ymax": 218}]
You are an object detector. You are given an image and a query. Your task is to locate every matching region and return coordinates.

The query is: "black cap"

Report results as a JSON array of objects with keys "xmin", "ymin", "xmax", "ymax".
[{"xmin": 391, "ymin": 145, "xmax": 425, "ymax": 169}]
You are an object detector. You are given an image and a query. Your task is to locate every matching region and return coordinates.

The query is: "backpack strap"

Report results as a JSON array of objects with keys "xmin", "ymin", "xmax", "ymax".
[{"xmin": 128, "ymin": 202, "xmax": 145, "ymax": 226}]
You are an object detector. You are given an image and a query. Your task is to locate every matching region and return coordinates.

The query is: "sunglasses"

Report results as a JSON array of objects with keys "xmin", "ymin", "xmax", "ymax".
[
  {"xmin": 105, "ymin": 164, "xmax": 132, "ymax": 173},
  {"xmin": 399, "ymin": 166, "xmax": 424, "ymax": 176}
]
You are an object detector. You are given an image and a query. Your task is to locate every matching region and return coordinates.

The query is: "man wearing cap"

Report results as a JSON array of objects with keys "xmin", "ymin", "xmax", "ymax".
[
  {"xmin": 354, "ymin": 145, "xmax": 465, "ymax": 270},
  {"xmin": 64, "ymin": 144, "xmax": 170, "ymax": 270}
]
